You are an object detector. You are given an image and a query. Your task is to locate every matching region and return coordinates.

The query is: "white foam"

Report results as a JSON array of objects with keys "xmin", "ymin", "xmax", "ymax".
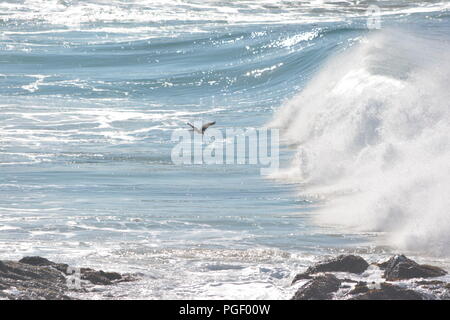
[
  {"xmin": 22, "ymin": 75, "xmax": 49, "ymax": 93},
  {"xmin": 2, "ymin": 0, "xmax": 448, "ymax": 36},
  {"xmin": 270, "ymin": 29, "xmax": 450, "ymax": 256}
]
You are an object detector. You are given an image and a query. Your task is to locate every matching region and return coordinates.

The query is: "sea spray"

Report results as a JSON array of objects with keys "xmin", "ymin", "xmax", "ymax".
[{"xmin": 270, "ymin": 29, "xmax": 450, "ymax": 255}]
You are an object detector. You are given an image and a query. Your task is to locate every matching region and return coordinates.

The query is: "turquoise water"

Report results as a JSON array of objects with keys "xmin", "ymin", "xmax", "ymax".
[{"xmin": 1, "ymin": 1, "xmax": 449, "ymax": 299}]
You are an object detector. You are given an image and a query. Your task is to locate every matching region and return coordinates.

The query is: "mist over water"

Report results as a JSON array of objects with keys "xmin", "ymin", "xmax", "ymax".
[{"xmin": 1, "ymin": 0, "xmax": 449, "ymax": 298}]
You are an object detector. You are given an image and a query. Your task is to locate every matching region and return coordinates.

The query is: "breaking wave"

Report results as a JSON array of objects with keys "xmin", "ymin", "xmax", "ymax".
[{"xmin": 270, "ymin": 29, "xmax": 450, "ymax": 255}]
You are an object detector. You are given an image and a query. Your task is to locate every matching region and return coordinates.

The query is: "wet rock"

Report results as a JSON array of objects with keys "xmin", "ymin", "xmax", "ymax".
[
  {"xmin": 291, "ymin": 272, "xmax": 313, "ymax": 284},
  {"xmin": 19, "ymin": 256, "xmax": 69, "ymax": 274},
  {"xmin": 415, "ymin": 280, "xmax": 445, "ymax": 287},
  {"xmin": 19, "ymin": 256, "xmax": 54, "ymax": 266},
  {"xmin": 80, "ymin": 268, "xmax": 124, "ymax": 285},
  {"xmin": 0, "ymin": 260, "xmax": 71, "ymax": 300},
  {"xmin": 290, "ymin": 254, "xmax": 449, "ymax": 300},
  {"xmin": 0, "ymin": 261, "xmax": 7, "ymax": 272},
  {"xmin": 349, "ymin": 281, "xmax": 369, "ymax": 295},
  {"xmin": 18, "ymin": 256, "xmax": 132, "ymax": 284},
  {"xmin": 292, "ymin": 274, "xmax": 341, "ymax": 300},
  {"xmin": 1, "ymin": 256, "xmax": 135, "ymax": 300},
  {"xmin": 292, "ymin": 255, "xmax": 369, "ymax": 284},
  {"xmin": 350, "ymin": 283, "xmax": 427, "ymax": 300},
  {"xmin": 415, "ymin": 281, "xmax": 450, "ymax": 299},
  {"xmin": 308, "ymin": 255, "xmax": 369, "ymax": 274},
  {"xmin": 380, "ymin": 255, "xmax": 447, "ymax": 281}
]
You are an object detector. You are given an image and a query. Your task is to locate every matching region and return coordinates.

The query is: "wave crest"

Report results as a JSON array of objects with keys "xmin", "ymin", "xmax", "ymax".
[{"xmin": 270, "ymin": 29, "xmax": 450, "ymax": 255}]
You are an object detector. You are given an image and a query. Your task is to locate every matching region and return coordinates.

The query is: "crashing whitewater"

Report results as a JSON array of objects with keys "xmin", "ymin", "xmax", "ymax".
[{"xmin": 270, "ymin": 29, "xmax": 450, "ymax": 255}]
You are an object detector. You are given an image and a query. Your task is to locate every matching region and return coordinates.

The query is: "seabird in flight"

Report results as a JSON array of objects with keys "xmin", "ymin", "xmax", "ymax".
[{"xmin": 187, "ymin": 121, "xmax": 216, "ymax": 135}]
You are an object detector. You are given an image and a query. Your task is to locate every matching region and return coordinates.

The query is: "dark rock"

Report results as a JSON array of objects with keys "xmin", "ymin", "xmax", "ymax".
[
  {"xmin": 377, "ymin": 260, "xmax": 390, "ymax": 269},
  {"xmin": 291, "ymin": 254, "xmax": 450, "ymax": 300},
  {"xmin": 306, "ymin": 255, "xmax": 369, "ymax": 274},
  {"xmin": 381, "ymin": 255, "xmax": 447, "ymax": 281},
  {"xmin": 291, "ymin": 272, "xmax": 313, "ymax": 284},
  {"xmin": 81, "ymin": 268, "xmax": 124, "ymax": 285},
  {"xmin": 0, "ymin": 261, "xmax": 7, "ymax": 272},
  {"xmin": 19, "ymin": 256, "xmax": 69, "ymax": 274},
  {"xmin": 1, "ymin": 256, "xmax": 136, "ymax": 300},
  {"xmin": 292, "ymin": 274, "xmax": 341, "ymax": 300},
  {"xmin": 0, "ymin": 260, "xmax": 71, "ymax": 300},
  {"xmin": 292, "ymin": 255, "xmax": 369, "ymax": 284},
  {"xmin": 415, "ymin": 280, "xmax": 445, "ymax": 287},
  {"xmin": 19, "ymin": 256, "xmax": 53, "ymax": 266},
  {"xmin": 350, "ymin": 283, "xmax": 427, "ymax": 300},
  {"xmin": 349, "ymin": 281, "xmax": 369, "ymax": 295}
]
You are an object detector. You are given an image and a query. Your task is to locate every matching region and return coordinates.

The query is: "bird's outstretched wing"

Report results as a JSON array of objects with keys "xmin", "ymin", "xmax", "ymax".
[
  {"xmin": 187, "ymin": 122, "xmax": 202, "ymax": 134},
  {"xmin": 202, "ymin": 121, "xmax": 216, "ymax": 132}
]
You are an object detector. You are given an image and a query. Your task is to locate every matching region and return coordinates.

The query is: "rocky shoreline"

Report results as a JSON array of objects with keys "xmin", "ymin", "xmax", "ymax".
[
  {"xmin": 291, "ymin": 254, "xmax": 449, "ymax": 300},
  {"xmin": 0, "ymin": 256, "xmax": 134, "ymax": 300},
  {"xmin": 1, "ymin": 254, "xmax": 449, "ymax": 300}
]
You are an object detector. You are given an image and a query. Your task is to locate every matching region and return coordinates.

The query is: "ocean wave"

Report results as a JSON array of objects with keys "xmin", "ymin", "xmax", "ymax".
[
  {"xmin": 2, "ymin": 0, "xmax": 448, "ymax": 32},
  {"xmin": 270, "ymin": 28, "xmax": 450, "ymax": 255}
]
